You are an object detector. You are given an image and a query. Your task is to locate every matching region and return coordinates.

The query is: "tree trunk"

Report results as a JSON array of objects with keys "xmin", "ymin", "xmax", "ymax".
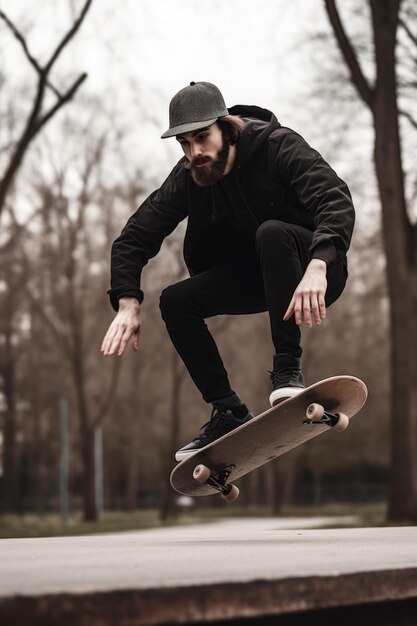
[
  {"xmin": 160, "ymin": 351, "xmax": 184, "ymax": 523},
  {"xmin": 325, "ymin": 0, "xmax": 417, "ymax": 523},
  {"xmin": 1, "ymin": 325, "xmax": 18, "ymax": 512},
  {"xmin": 126, "ymin": 452, "xmax": 140, "ymax": 512},
  {"xmin": 80, "ymin": 425, "xmax": 96, "ymax": 521},
  {"xmin": 72, "ymin": 354, "xmax": 97, "ymax": 521},
  {"xmin": 269, "ymin": 457, "xmax": 296, "ymax": 515},
  {"xmin": 371, "ymin": 0, "xmax": 417, "ymax": 521}
]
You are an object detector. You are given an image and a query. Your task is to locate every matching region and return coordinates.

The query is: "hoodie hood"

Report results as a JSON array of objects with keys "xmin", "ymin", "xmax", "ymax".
[{"xmin": 228, "ymin": 104, "xmax": 281, "ymax": 167}]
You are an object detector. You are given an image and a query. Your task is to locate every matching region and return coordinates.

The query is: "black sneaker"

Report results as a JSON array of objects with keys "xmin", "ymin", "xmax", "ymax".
[
  {"xmin": 269, "ymin": 353, "xmax": 305, "ymax": 406},
  {"xmin": 175, "ymin": 398, "xmax": 253, "ymax": 462}
]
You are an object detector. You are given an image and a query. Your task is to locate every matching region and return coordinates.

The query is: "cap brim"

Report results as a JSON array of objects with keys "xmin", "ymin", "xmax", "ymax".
[{"xmin": 161, "ymin": 117, "xmax": 218, "ymax": 139}]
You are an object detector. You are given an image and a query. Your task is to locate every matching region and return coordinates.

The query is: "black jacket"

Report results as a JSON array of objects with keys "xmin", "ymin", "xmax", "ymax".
[{"xmin": 108, "ymin": 105, "xmax": 355, "ymax": 310}]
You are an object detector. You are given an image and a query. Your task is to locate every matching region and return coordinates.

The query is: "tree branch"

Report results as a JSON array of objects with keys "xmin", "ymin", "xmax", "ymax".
[
  {"xmin": 0, "ymin": 10, "xmax": 62, "ymax": 98},
  {"xmin": 44, "ymin": 0, "xmax": 94, "ymax": 74},
  {"xmin": 0, "ymin": 10, "xmax": 42, "ymax": 73},
  {"xmin": 399, "ymin": 17, "xmax": 417, "ymax": 48},
  {"xmin": 36, "ymin": 73, "xmax": 88, "ymax": 133},
  {"xmin": 92, "ymin": 358, "xmax": 122, "ymax": 428},
  {"xmin": 399, "ymin": 108, "xmax": 417, "ymax": 131},
  {"xmin": 0, "ymin": 1, "xmax": 94, "ymax": 218},
  {"xmin": 0, "ymin": 203, "xmax": 26, "ymax": 254},
  {"xmin": 25, "ymin": 288, "xmax": 73, "ymax": 354},
  {"xmin": 324, "ymin": 0, "xmax": 374, "ymax": 109},
  {"xmin": 0, "ymin": 72, "xmax": 48, "ymax": 211}
]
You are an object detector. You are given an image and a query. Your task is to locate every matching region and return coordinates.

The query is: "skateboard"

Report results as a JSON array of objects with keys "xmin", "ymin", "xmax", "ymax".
[{"xmin": 170, "ymin": 376, "xmax": 367, "ymax": 502}]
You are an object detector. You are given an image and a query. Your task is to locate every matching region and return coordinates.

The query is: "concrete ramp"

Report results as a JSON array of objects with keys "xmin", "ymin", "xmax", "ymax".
[{"xmin": 0, "ymin": 518, "xmax": 416, "ymax": 625}]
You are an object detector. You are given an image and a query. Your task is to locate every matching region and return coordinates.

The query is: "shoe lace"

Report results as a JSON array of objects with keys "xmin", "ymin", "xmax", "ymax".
[
  {"xmin": 269, "ymin": 367, "xmax": 300, "ymax": 386},
  {"xmin": 269, "ymin": 369, "xmax": 278, "ymax": 386},
  {"xmin": 194, "ymin": 407, "xmax": 229, "ymax": 442}
]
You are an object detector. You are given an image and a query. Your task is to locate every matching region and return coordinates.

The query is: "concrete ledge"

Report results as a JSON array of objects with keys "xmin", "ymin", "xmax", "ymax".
[
  {"xmin": 1, "ymin": 569, "xmax": 417, "ymax": 625},
  {"xmin": 1, "ymin": 520, "xmax": 417, "ymax": 625}
]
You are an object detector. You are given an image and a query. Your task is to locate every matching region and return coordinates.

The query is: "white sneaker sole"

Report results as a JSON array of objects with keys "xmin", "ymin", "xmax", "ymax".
[
  {"xmin": 175, "ymin": 448, "xmax": 201, "ymax": 462},
  {"xmin": 269, "ymin": 386, "xmax": 305, "ymax": 407}
]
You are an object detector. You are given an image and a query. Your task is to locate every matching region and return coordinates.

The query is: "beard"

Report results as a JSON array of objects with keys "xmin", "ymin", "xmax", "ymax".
[{"xmin": 188, "ymin": 139, "xmax": 230, "ymax": 187}]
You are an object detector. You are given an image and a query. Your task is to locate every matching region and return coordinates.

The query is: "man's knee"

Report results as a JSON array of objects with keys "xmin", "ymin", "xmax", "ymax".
[
  {"xmin": 160, "ymin": 279, "xmax": 196, "ymax": 322},
  {"xmin": 255, "ymin": 219, "xmax": 294, "ymax": 252},
  {"xmin": 159, "ymin": 283, "xmax": 183, "ymax": 321}
]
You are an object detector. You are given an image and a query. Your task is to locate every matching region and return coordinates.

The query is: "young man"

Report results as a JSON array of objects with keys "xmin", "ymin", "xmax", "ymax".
[{"xmin": 101, "ymin": 81, "xmax": 355, "ymax": 461}]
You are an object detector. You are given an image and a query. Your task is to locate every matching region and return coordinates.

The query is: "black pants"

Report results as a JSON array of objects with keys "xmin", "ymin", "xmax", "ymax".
[{"xmin": 160, "ymin": 220, "xmax": 347, "ymax": 403}]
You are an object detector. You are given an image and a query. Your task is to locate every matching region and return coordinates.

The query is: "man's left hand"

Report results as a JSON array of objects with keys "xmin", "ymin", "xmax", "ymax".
[{"xmin": 283, "ymin": 259, "xmax": 327, "ymax": 328}]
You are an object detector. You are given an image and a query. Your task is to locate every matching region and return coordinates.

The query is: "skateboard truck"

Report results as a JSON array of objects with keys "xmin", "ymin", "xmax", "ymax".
[
  {"xmin": 303, "ymin": 403, "xmax": 349, "ymax": 431},
  {"xmin": 193, "ymin": 464, "xmax": 240, "ymax": 502}
]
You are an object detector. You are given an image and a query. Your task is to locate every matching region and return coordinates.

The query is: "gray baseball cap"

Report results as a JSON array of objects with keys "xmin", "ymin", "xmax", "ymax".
[{"xmin": 161, "ymin": 81, "xmax": 228, "ymax": 139}]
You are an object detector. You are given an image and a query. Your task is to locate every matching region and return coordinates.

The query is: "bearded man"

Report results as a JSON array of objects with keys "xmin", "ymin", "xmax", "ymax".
[{"xmin": 102, "ymin": 81, "xmax": 354, "ymax": 461}]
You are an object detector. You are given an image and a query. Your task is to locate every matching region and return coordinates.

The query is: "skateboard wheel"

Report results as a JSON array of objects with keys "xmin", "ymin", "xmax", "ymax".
[
  {"xmin": 306, "ymin": 403, "xmax": 324, "ymax": 421},
  {"xmin": 193, "ymin": 464, "xmax": 210, "ymax": 483},
  {"xmin": 221, "ymin": 484, "xmax": 240, "ymax": 503},
  {"xmin": 333, "ymin": 412, "xmax": 349, "ymax": 432}
]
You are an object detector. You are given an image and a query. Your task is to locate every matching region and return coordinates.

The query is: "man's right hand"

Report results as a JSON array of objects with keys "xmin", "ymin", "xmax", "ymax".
[{"xmin": 101, "ymin": 297, "xmax": 141, "ymax": 357}]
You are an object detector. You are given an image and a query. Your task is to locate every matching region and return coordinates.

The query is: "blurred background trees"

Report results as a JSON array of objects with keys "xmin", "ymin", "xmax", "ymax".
[
  {"xmin": 0, "ymin": 0, "xmax": 415, "ymax": 524},
  {"xmin": 322, "ymin": 0, "xmax": 417, "ymax": 523}
]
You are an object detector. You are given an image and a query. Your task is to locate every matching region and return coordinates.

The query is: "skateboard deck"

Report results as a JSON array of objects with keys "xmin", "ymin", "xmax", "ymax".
[{"xmin": 170, "ymin": 376, "xmax": 367, "ymax": 501}]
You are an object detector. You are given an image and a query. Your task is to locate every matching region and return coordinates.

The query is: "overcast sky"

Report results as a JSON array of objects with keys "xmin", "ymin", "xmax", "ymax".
[
  {"xmin": 0, "ymin": 0, "xmax": 333, "ymax": 169},
  {"xmin": 8, "ymin": 0, "xmax": 322, "ymax": 106},
  {"xmin": 0, "ymin": 0, "xmax": 388, "ymax": 230}
]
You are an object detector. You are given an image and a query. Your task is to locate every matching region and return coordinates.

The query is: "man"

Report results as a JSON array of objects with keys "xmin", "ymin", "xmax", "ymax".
[{"xmin": 101, "ymin": 81, "xmax": 354, "ymax": 462}]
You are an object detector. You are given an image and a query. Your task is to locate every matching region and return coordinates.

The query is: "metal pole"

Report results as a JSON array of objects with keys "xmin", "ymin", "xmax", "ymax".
[
  {"xmin": 59, "ymin": 396, "xmax": 69, "ymax": 526},
  {"xmin": 94, "ymin": 425, "xmax": 103, "ymax": 516}
]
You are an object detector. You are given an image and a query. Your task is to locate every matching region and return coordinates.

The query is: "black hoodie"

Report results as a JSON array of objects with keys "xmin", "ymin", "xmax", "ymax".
[{"xmin": 108, "ymin": 105, "xmax": 355, "ymax": 310}]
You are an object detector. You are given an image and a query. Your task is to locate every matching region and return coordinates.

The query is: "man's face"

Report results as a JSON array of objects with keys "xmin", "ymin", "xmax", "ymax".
[{"xmin": 176, "ymin": 123, "xmax": 230, "ymax": 186}]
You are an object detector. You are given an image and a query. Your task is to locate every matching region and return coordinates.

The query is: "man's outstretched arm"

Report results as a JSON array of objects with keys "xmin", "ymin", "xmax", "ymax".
[{"xmin": 103, "ymin": 161, "xmax": 187, "ymax": 356}]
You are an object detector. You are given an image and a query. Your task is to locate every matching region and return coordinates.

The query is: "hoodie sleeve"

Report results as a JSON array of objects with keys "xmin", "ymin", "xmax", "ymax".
[
  {"xmin": 107, "ymin": 161, "xmax": 188, "ymax": 311},
  {"xmin": 271, "ymin": 130, "xmax": 355, "ymax": 264}
]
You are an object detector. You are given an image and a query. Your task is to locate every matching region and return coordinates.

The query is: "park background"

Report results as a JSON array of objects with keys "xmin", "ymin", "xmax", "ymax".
[{"xmin": 0, "ymin": 0, "xmax": 416, "ymax": 534}]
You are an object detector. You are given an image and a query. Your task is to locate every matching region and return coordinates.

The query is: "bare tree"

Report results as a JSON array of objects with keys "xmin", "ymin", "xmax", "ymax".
[
  {"xmin": 0, "ymin": 2, "xmax": 95, "ymax": 507},
  {"xmin": 19, "ymin": 112, "xmax": 134, "ymax": 520},
  {"xmin": 0, "ymin": 209, "xmax": 30, "ymax": 511},
  {"xmin": 323, "ymin": 0, "xmax": 417, "ymax": 521},
  {"xmin": 0, "ymin": 0, "xmax": 93, "ymax": 217}
]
